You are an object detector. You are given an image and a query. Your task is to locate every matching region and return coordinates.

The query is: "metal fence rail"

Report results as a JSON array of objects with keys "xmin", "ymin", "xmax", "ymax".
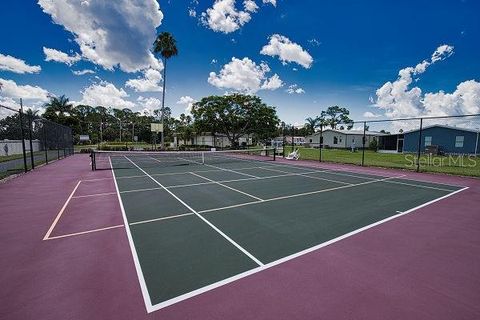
[
  {"xmin": 0, "ymin": 101, "xmax": 74, "ymax": 179},
  {"xmin": 283, "ymin": 113, "xmax": 480, "ymax": 177}
]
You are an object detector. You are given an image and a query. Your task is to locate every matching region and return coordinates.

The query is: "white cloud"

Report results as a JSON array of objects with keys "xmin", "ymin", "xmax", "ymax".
[
  {"xmin": 261, "ymin": 74, "xmax": 283, "ymax": 90},
  {"xmin": 244, "ymin": 0, "xmax": 258, "ymax": 12},
  {"xmin": 189, "ymin": 9, "xmax": 197, "ymax": 17},
  {"xmin": 0, "ymin": 97, "xmax": 21, "ymax": 119},
  {"xmin": 0, "ymin": 53, "xmax": 41, "ymax": 74},
  {"xmin": 38, "ymin": 0, "xmax": 164, "ymax": 72},
  {"xmin": 363, "ymin": 111, "xmax": 381, "ymax": 118},
  {"xmin": 263, "ymin": 0, "xmax": 276, "ymax": 6},
  {"xmin": 137, "ymin": 96, "xmax": 161, "ymax": 116},
  {"xmin": 422, "ymin": 80, "xmax": 480, "ymax": 116},
  {"xmin": 260, "ymin": 34, "xmax": 313, "ymax": 68},
  {"xmin": 211, "ymin": 59, "xmax": 218, "ymax": 64},
  {"xmin": 374, "ymin": 44, "xmax": 464, "ymax": 119},
  {"xmin": 77, "ymin": 81, "xmax": 135, "ymax": 109},
  {"xmin": 201, "ymin": 0, "xmax": 253, "ymax": 34},
  {"xmin": 208, "ymin": 57, "xmax": 283, "ymax": 93},
  {"xmin": 372, "ymin": 44, "xmax": 480, "ymax": 131},
  {"xmin": 176, "ymin": 96, "xmax": 197, "ymax": 113},
  {"xmin": 0, "ymin": 78, "xmax": 50, "ymax": 102},
  {"xmin": 308, "ymin": 39, "xmax": 321, "ymax": 47},
  {"xmin": 43, "ymin": 47, "xmax": 81, "ymax": 66},
  {"xmin": 286, "ymin": 84, "xmax": 305, "ymax": 94},
  {"xmin": 431, "ymin": 44, "xmax": 454, "ymax": 63},
  {"xmin": 72, "ymin": 69, "xmax": 95, "ymax": 76},
  {"xmin": 125, "ymin": 68, "xmax": 163, "ymax": 92},
  {"xmin": 0, "ymin": 96, "xmax": 46, "ymax": 118}
]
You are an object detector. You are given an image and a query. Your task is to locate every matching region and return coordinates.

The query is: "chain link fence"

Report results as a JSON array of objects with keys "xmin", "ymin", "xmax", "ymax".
[
  {"xmin": 283, "ymin": 114, "xmax": 480, "ymax": 177},
  {"xmin": 0, "ymin": 104, "xmax": 74, "ymax": 179}
]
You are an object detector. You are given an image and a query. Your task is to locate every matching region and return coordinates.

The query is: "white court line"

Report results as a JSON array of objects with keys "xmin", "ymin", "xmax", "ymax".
[
  {"xmin": 109, "ymin": 157, "xmax": 154, "ymax": 312},
  {"xmin": 76, "ymin": 174, "xmax": 406, "ymax": 236},
  {"xmin": 43, "ymin": 180, "xmax": 82, "ymax": 240},
  {"xmin": 120, "ymin": 186, "xmax": 164, "ymax": 194},
  {"xmin": 147, "ymin": 184, "xmax": 469, "ymax": 311},
  {"xmin": 45, "ymin": 224, "xmax": 124, "ymax": 240},
  {"xmin": 189, "ymin": 172, "xmax": 264, "ymax": 201},
  {"xmin": 129, "ymin": 212, "xmax": 194, "ymax": 226},
  {"xmin": 125, "ymin": 156, "xmax": 264, "ymax": 267},
  {"xmin": 267, "ymin": 161, "xmax": 468, "ymax": 189},
  {"xmin": 72, "ymin": 192, "xmax": 117, "ymax": 199},
  {"xmin": 71, "ymin": 170, "xmax": 332, "ymax": 200},
  {"xmin": 260, "ymin": 166, "xmax": 352, "ymax": 185},
  {"xmin": 179, "ymin": 156, "xmax": 260, "ymax": 179},
  {"xmin": 199, "ymin": 175, "xmax": 406, "ymax": 214},
  {"xmin": 263, "ymin": 163, "xmax": 463, "ymax": 192},
  {"xmin": 81, "ymin": 177, "xmax": 114, "ymax": 182},
  {"xmin": 167, "ymin": 171, "xmax": 322, "ymax": 189}
]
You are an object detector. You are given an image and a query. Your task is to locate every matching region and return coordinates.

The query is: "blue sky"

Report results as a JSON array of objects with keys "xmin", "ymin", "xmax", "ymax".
[{"xmin": 0, "ymin": 0, "xmax": 479, "ymax": 125}]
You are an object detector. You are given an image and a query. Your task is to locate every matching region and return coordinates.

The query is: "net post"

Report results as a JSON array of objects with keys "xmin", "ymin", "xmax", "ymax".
[
  {"xmin": 416, "ymin": 118, "xmax": 423, "ymax": 172},
  {"xmin": 91, "ymin": 150, "xmax": 95, "ymax": 171}
]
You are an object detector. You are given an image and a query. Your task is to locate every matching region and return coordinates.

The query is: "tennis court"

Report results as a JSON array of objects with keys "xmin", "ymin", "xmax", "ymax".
[{"xmin": 80, "ymin": 149, "xmax": 466, "ymax": 312}]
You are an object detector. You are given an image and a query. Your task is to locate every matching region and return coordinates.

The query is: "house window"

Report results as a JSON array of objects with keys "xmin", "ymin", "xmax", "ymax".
[
  {"xmin": 309, "ymin": 139, "xmax": 312, "ymax": 143},
  {"xmin": 424, "ymin": 136, "xmax": 432, "ymax": 146},
  {"xmin": 333, "ymin": 136, "xmax": 338, "ymax": 144},
  {"xmin": 320, "ymin": 137, "xmax": 324, "ymax": 144},
  {"xmin": 455, "ymin": 136, "xmax": 464, "ymax": 148},
  {"xmin": 339, "ymin": 138, "xmax": 342, "ymax": 143}
]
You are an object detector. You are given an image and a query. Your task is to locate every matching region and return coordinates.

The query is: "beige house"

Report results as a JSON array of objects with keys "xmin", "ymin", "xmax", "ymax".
[{"xmin": 305, "ymin": 129, "xmax": 386, "ymax": 149}]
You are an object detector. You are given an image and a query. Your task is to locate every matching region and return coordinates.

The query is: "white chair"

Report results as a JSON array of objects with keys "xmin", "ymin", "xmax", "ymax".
[{"xmin": 286, "ymin": 149, "xmax": 300, "ymax": 160}]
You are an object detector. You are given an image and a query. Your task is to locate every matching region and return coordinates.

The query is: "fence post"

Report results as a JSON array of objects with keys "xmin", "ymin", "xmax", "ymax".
[
  {"xmin": 416, "ymin": 118, "xmax": 423, "ymax": 172},
  {"xmin": 28, "ymin": 113, "xmax": 35, "ymax": 169},
  {"xmin": 361, "ymin": 121, "xmax": 366, "ymax": 166},
  {"xmin": 43, "ymin": 124, "xmax": 48, "ymax": 164},
  {"xmin": 319, "ymin": 125, "xmax": 323, "ymax": 162},
  {"xmin": 282, "ymin": 123, "xmax": 286, "ymax": 158},
  {"xmin": 18, "ymin": 99, "xmax": 28, "ymax": 172},
  {"xmin": 291, "ymin": 125, "xmax": 295, "ymax": 151}
]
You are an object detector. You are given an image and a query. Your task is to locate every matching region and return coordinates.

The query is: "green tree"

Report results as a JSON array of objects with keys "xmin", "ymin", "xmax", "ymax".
[
  {"xmin": 320, "ymin": 106, "xmax": 354, "ymax": 129},
  {"xmin": 304, "ymin": 116, "xmax": 319, "ymax": 134},
  {"xmin": 192, "ymin": 94, "xmax": 279, "ymax": 147},
  {"xmin": 153, "ymin": 32, "xmax": 178, "ymax": 149},
  {"xmin": 43, "ymin": 95, "xmax": 78, "ymax": 128},
  {"xmin": 176, "ymin": 113, "xmax": 194, "ymax": 145}
]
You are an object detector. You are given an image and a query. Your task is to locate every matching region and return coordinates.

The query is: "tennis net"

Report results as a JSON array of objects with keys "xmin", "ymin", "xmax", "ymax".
[{"xmin": 91, "ymin": 148, "xmax": 276, "ymax": 170}]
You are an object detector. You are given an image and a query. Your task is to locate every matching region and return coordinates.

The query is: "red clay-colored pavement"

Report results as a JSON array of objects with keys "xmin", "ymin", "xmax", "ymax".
[{"xmin": 1, "ymin": 154, "xmax": 479, "ymax": 319}]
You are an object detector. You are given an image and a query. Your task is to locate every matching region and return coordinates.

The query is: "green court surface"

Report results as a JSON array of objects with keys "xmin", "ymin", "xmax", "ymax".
[{"xmin": 106, "ymin": 154, "xmax": 464, "ymax": 311}]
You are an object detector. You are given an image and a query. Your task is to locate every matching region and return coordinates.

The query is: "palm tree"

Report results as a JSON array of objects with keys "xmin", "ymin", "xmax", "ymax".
[
  {"xmin": 44, "ymin": 95, "xmax": 73, "ymax": 117},
  {"xmin": 304, "ymin": 116, "xmax": 319, "ymax": 135},
  {"xmin": 153, "ymin": 32, "xmax": 178, "ymax": 149}
]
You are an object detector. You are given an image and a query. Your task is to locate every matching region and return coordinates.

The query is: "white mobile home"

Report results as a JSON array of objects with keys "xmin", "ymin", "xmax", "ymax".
[{"xmin": 305, "ymin": 129, "xmax": 386, "ymax": 149}]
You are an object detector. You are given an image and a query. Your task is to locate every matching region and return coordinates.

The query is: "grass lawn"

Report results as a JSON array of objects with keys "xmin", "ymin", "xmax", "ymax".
[
  {"xmin": 0, "ymin": 151, "xmax": 47, "ymax": 163},
  {"xmin": 284, "ymin": 146, "xmax": 480, "ymax": 177}
]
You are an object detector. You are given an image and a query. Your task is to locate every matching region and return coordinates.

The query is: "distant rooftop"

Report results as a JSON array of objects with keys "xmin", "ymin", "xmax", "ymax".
[{"xmin": 308, "ymin": 129, "xmax": 388, "ymax": 136}]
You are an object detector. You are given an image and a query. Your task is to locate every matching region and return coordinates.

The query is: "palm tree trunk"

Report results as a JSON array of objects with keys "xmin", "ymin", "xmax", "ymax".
[{"xmin": 160, "ymin": 57, "xmax": 167, "ymax": 149}]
